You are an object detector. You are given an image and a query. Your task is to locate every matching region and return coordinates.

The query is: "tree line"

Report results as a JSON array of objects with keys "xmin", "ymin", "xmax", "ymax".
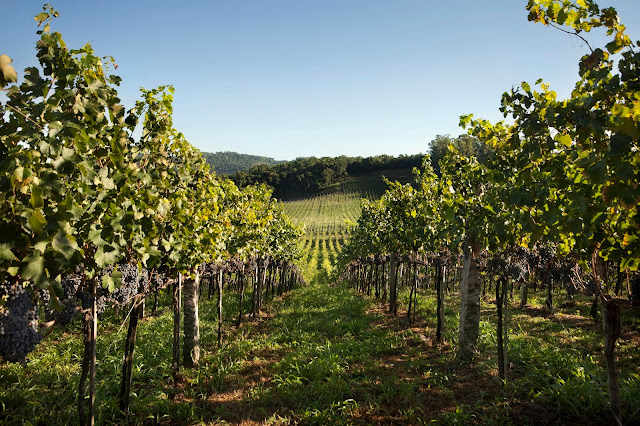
[
  {"xmin": 201, "ymin": 151, "xmax": 282, "ymax": 175},
  {"xmin": 232, "ymin": 153, "xmax": 425, "ymax": 199}
]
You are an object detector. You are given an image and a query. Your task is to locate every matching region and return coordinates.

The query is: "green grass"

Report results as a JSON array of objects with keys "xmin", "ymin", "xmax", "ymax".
[{"xmin": 2, "ymin": 280, "xmax": 639, "ymax": 424}]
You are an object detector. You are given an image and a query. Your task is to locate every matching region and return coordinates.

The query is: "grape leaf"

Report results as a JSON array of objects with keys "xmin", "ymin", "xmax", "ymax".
[{"xmin": 0, "ymin": 54, "xmax": 18, "ymax": 87}]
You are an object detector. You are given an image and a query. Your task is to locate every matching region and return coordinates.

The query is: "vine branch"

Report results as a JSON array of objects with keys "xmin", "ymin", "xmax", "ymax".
[{"xmin": 548, "ymin": 22, "xmax": 594, "ymax": 53}]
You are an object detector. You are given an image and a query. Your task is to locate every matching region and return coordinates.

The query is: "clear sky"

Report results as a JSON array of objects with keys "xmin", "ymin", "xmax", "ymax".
[{"xmin": 3, "ymin": 1, "xmax": 640, "ymax": 160}]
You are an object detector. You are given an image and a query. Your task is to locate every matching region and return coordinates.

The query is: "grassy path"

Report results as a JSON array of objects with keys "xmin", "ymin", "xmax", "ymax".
[
  {"xmin": 202, "ymin": 284, "xmax": 417, "ymax": 424},
  {"xmin": 188, "ymin": 284, "xmax": 500, "ymax": 425},
  {"xmin": 210, "ymin": 283, "xmax": 640, "ymax": 425}
]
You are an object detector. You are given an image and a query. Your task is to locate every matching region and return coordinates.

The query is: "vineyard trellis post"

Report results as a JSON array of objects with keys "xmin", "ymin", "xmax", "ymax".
[
  {"xmin": 436, "ymin": 262, "xmax": 445, "ymax": 343},
  {"xmin": 120, "ymin": 296, "xmax": 144, "ymax": 413},
  {"xmin": 217, "ymin": 268, "xmax": 224, "ymax": 346},
  {"xmin": 389, "ymin": 254, "xmax": 398, "ymax": 314},
  {"xmin": 172, "ymin": 273, "xmax": 182, "ymax": 375},
  {"xmin": 183, "ymin": 269, "xmax": 201, "ymax": 368},
  {"xmin": 458, "ymin": 240, "xmax": 481, "ymax": 361}
]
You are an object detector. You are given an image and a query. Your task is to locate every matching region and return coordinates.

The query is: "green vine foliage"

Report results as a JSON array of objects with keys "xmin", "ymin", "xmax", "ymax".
[
  {"xmin": 342, "ymin": 0, "xmax": 639, "ymax": 273},
  {"xmin": 463, "ymin": 0, "xmax": 640, "ymax": 269},
  {"xmin": 0, "ymin": 6, "xmax": 301, "ymax": 320},
  {"xmin": 1, "ymin": 6, "xmax": 135, "ymax": 297}
]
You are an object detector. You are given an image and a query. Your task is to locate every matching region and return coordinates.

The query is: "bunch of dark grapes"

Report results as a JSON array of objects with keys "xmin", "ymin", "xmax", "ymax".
[
  {"xmin": 57, "ymin": 275, "xmax": 82, "ymax": 325},
  {"xmin": 0, "ymin": 281, "xmax": 42, "ymax": 363},
  {"xmin": 247, "ymin": 257, "xmax": 258, "ymax": 271},
  {"xmin": 78, "ymin": 290, "xmax": 107, "ymax": 315},
  {"xmin": 55, "ymin": 299, "xmax": 77, "ymax": 326},
  {"xmin": 36, "ymin": 275, "xmax": 82, "ymax": 326},
  {"xmin": 150, "ymin": 270, "xmax": 171, "ymax": 292},
  {"xmin": 38, "ymin": 287, "xmax": 53, "ymax": 321},
  {"xmin": 562, "ymin": 261, "xmax": 584, "ymax": 294},
  {"xmin": 104, "ymin": 263, "xmax": 140, "ymax": 306},
  {"xmin": 485, "ymin": 254, "xmax": 505, "ymax": 276}
]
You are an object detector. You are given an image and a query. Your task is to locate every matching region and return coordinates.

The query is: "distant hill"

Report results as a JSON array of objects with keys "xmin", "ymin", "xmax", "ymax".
[{"xmin": 201, "ymin": 151, "xmax": 283, "ymax": 175}]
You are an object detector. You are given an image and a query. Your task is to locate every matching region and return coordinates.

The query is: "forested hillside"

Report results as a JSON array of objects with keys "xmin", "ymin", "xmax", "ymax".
[
  {"xmin": 230, "ymin": 136, "xmax": 493, "ymax": 200},
  {"xmin": 201, "ymin": 151, "xmax": 283, "ymax": 175},
  {"xmin": 233, "ymin": 153, "xmax": 424, "ymax": 199}
]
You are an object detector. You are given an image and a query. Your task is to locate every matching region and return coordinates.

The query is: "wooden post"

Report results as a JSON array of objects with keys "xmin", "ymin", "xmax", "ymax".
[
  {"xmin": 78, "ymin": 310, "xmax": 91, "ymax": 426},
  {"xmin": 458, "ymin": 241, "xmax": 481, "ymax": 362},
  {"xmin": 218, "ymin": 269, "xmax": 223, "ymax": 347},
  {"xmin": 436, "ymin": 264, "xmax": 445, "ymax": 343},
  {"xmin": 389, "ymin": 254, "xmax": 398, "ymax": 314},
  {"xmin": 120, "ymin": 298, "xmax": 143, "ymax": 412},
  {"xmin": 236, "ymin": 265, "xmax": 245, "ymax": 327},
  {"xmin": 88, "ymin": 277, "xmax": 97, "ymax": 426},
  {"xmin": 603, "ymin": 299, "xmax": 621, "ymax": 421},
  {"xmin": 183, "ymin": 270, "xmax": 201, "ymax": 368},
  {"xmin": 172, "ymin": 273, "xmax": 181, "ymax": 375}
]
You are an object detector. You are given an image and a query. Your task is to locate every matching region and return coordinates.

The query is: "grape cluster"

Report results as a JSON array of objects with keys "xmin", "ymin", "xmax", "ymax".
[
  {"xmin": 57, "ymin": 275, "xmax": 82, "ymax": 325},
  {"xmin": 36, "ymin": 275, "xmax": 82, "ymax": 326},
  {"xmin": 484, "ymin": 248, "xmax": 528, "ymax": 282},
  {"xmin": 38, "ymin": 287, "xmax": 53, "ymax": 321},
  {"xmin": 56, "ymin": 299, "xmax": 77, "ymax": 326},
  {"xmin": 150, "ymin": 270, "xmax": 171, "ymax": 292},
  {"xmin": 0, "ymin": 281, "xmax": 42, "ymax": 363},
  {"xmin": 103, "ymin": 263, "xmax": 141, "ymax": 306},
  {"xmin": 78, "ymin": 264, "xmax": 143, "ymax": 312},
  {"xmin": 78, "ymin": 290, "xmax": 106, "ymax": 315}
]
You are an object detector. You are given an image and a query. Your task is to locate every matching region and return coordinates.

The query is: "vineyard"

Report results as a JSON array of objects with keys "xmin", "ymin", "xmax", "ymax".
[
  {"xmin": 2, "ymin": 1, "xmax": 640, "ymax": 425},
  {"xmin": 283, "ymin": 170, "xmax": 413, "ymax": 283}
]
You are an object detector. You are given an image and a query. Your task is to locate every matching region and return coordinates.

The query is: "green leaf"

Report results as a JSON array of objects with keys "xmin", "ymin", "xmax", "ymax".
[
  {"xmin": 0, "ymin": 243, "xmax": 17, "ymax": 261},
  {"xmin": 622, "ymin": 233, "xmax": 638, "ymax": 248},
  {"xmin": 52, "ymin": 231, "xmax": 79, "ymax": 260},
  {"xmin": 34, "ymin": 12, "xmax": 48, "ymax": 25},
  {"xmin": 95, "ymin": 246, "xmax": 119, "ymax": 268},
  {"xmin": 101, "ymin": 176, "xmax": 115, "ymax": 190},
  {"xmin": 14, "ymin": 166, "xmax": 24, "ymax": 182},
  {"xmin": 29, "ymin": 210, "xmax": 47, "ymax": 234},
  {"xmin": 101, "ymin": 273, "xmax": 116, "ymax": 292},
  {"xmin": 0, "ymin": 54, "xmax": 18, "ymax": 88},
  {"xmin": 30, "ymin": 187, "xmax": 44, "ymax": 209},
  {"xmin": 554, "ymin": 133, "xmax": 572, "ymax": 147},
  {"xmin": 557, "ymin": 9, "xmax": 568, "ymax": 25},
  {"xmin": 102, "ymin": 268, "xmax": 123, "ymax": 292},
  {"xmin": 34, "ymin": 240, "xmax": 48, "ymax": 253},
  {"xmin": 610, "ymin": 133, "xmax": 631, "ymax": 155},
  {"xmin": 88, "ymin": 228, "xmax": 107, "ymax": 247},
  {"xmin": 22, "ymin": 254, "xmax": 45, "ymax": 284},
  {"xmin": 111, "ymin": 268, "xmax": 123, "ymax": 287}
]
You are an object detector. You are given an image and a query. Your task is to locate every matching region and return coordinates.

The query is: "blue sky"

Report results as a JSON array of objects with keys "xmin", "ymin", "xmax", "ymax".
[{"xmin": 3, "ymin": 1, "xmax": 640, "ymax": 160}]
